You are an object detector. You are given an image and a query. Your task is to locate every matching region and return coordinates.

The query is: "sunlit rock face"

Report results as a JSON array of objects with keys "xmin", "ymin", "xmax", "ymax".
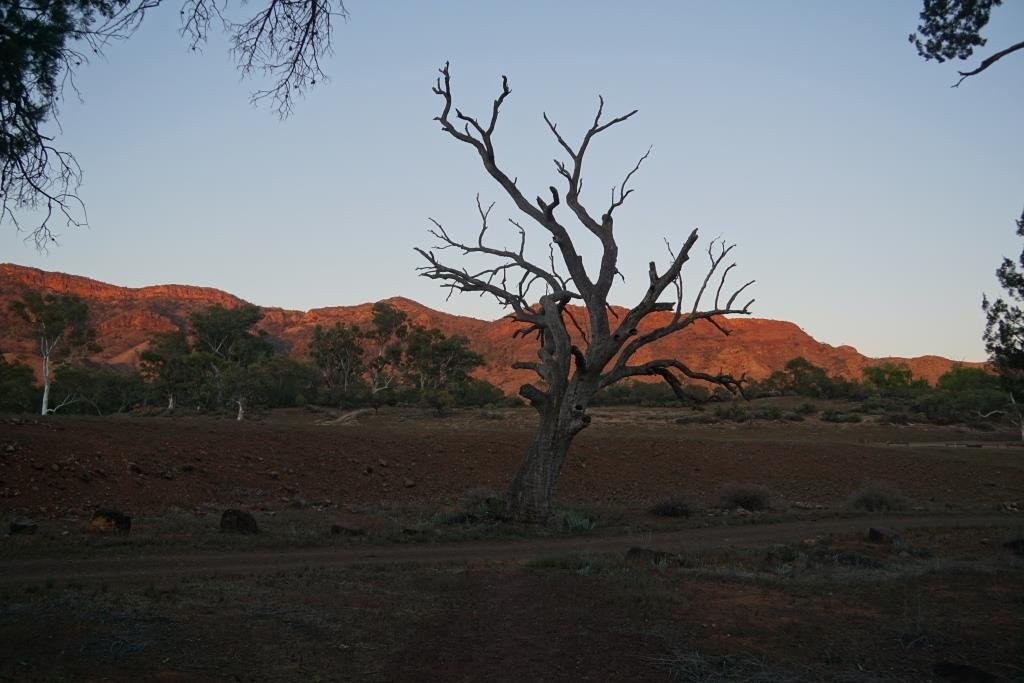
[{"xmin": 0, "ymin": 263, "xmax": 972, "ymax": 388}]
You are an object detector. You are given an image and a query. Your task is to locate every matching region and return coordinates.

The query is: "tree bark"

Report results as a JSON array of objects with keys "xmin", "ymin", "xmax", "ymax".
[
  {"xmin": 506, "ymin": 386, "xmax": 593, "ymax": 523},
  {"xmin": 40, "ymin": 354, "xmax": 50, "ymax": 416},
  {"xmin": 167, "ymin": 394, "xmax": 176, "ymax": 412}
]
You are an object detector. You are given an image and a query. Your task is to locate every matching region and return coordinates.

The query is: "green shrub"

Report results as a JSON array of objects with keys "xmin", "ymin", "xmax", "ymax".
[
  {"xmin": 554, "ymin": 510, "xmax": 596, "ymax": 533},
  {"xmin": 881, "ymin": 412, "xmax": 910, "ymax": 425},
  {"xmin": 845, "ymin": 484, "xmax": 909, "ymax": 512},
  {"xmin": 718, "ymin": 482, "xmax": 772, "ymax": 511},
  {"xmin": 649, "ymin": 497, "xmax": 692, "ymax": 518},
  {"xmin": 752, "ymin": 406, "xmax": 783, "ymax": 421},
  {"xmin": 782, "ymin": 412, "xmax": 804, "ymax": 422},
  {"xmin": 675, "ymin": 413, "xmax": 719, "ymax": 425},
  {"xmin": 0, "ymin": 357, "xmax": 37, "ymax": 413},
  {"xmin": 794, "ymin": 402, "xmax": 818, "ymax": 415},
  {"xmin": 821, "ymin": 410, "xmax": 862, "ymax": 423},
  {"xmin": 714, "ymin": 403, "xmax": 749, "ymax": 422}
]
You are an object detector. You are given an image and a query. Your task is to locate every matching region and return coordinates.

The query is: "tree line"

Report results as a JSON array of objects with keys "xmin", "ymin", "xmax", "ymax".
[
  {"xmin": 2, "ymin": 295, "xmax": 507, "ymax": 417},
  {"xmin": 594, "ymin": 355, "xmax": 1011, "ymax": 429}
]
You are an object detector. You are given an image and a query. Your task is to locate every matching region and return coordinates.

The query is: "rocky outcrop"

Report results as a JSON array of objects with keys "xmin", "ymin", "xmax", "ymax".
[{"xmin": 0, "ymin": 262, "xmax": 978, "ymax": 391}]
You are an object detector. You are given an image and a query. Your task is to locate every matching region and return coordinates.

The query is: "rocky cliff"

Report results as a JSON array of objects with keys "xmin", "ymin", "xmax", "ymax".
[{"xmin": 0, "ymin": 263, "xmax": 973, "ymax": 391}]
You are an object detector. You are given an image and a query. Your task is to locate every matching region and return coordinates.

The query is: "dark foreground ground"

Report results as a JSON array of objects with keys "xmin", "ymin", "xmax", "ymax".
[{"xmin": 1, "ymin": 404, "xmax": 1023, "ymax": 680}]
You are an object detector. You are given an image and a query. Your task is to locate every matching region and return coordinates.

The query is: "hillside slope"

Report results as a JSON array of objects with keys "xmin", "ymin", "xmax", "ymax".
[{"xmin": 0, "ymin": 263, "xmax": 972, "ymax": 391}]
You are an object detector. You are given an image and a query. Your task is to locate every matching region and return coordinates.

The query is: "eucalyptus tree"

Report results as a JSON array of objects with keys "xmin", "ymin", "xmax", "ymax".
[{"xmin": 9, "ymin": 292, "xmax": 98, "ymax": 415}]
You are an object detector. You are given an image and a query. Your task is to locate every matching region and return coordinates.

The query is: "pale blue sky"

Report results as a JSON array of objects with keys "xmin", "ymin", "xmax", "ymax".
[{"xmin": 2, "ymin": 1, "xmax": 1022, "ymax": 361}]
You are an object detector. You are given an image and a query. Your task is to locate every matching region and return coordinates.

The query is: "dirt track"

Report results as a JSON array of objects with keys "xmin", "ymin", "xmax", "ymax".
[{"xmin": 2, "ymin": 514, "xmax": 1017, "ymax": 585}]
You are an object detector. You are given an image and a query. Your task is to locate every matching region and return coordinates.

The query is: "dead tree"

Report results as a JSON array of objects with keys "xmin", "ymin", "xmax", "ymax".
[{"xmin": 416, "ymin": 64, "xmax": 755, "ymax": 523}]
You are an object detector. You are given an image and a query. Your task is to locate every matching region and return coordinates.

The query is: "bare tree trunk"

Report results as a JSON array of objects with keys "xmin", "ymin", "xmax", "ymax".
[
  {"xmin": 167, "ymin": 394, "xmax": 176, "ymax": 412},
  {"xmin": 40, "ymin": 354, "xmax": 51, "ymax": 416},
  {"xmin": 506, "ymin": 388, "xmax": 594, "ymax": 523},
  {"xmin": 236, "ymin": 399, "xmax": 245, "ymax": 421},
  {"xmin": 1012, "ymin": 394, "xmax": 1024, "ymax": 442}
]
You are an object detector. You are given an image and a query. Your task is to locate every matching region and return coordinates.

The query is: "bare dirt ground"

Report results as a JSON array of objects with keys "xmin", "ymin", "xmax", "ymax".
[{"xmin": 2, "ymin": 405, "xmax": 1023, "ymax": 680}]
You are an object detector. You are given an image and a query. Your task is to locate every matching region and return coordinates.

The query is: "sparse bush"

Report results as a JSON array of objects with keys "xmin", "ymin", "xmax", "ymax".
[
  {"xmin": 674, "ymin": 413, "xmax": 719, "ymax": 425},
  {"xmin": 881, "ymin": 411, "xmax": 910, "ymax": 425},
  {"xmin": 795, "ymin": 402, "xmax": 817, "ymax": 415},
  {"xmin": 782, "ymin": 411, "xmax": 804, "ymax": 422},
  {"xmin": 718, "ymin": 482, "xmax": 771, "ymax": 511},
  {"xmin": 846, "ymin": 484, "xmax": 909, "ymax": 512},
  {"xmin": 821, "ymin": 410, "xmax": 862, "ymax": 423},
  {"xmin": 554, "ymin": 510, "xmax": 596, "ymax": 533},
  {"xmin": 433, "ymin": 488, "xmax": 507, "ymax": 525},
  {"xmin": 714, "ymin": 403, "xmax": 749, "ymax": 422},
  {"xmin": 649, "ymin": 497, "xmax": 692, "ymax": 518},
  {"xmin": 752, "ymin": 406, "xmax": 783, "ymax": 421}
]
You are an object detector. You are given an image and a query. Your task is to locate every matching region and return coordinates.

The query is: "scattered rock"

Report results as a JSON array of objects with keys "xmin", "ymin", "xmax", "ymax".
[
  {"xmin": 88, "ymin": 509, "xmax": 132, "ymax": 534},
  {"xmin": 180, "ymin": 464, "xmax": 195, "ymax": 474},
  {"xmin": 403, "ymin": 478, "xmax": 416, "ymax": 488},
  {"xmin": 378, "ymin": 458, "xmax": 388, "ymax": 468},
  {"xmin": 868, "ymin": 527, "xmax": 900, "ymax": 544},
  {"xmin": 127, "ymin": 462, "xmax": 144, "ymax": 475},
  {"xmin": 159, "ymin": 471, "xmax": 175, "ymax": 481},
  {"xmin": 4, "ymin": 443, "xmax": 17, "ymax": 454},
  {"xmin": 362, "ymin": 466, "xmax": 373, "ymax": 476},
  {"xmin": 331, "ymin": 524, "xmax": 365, "ymax": 537},
  {"xmin": 998, "ymin": 501, "xmax": 1019, "ymax": 513},
  {"xmin": 734, "ymin": 506, "xmax": 752, "ymax": 516},
  {"xmin": 50, "ymin": 463, "xmax": 60, "ymax": 472},
  {"xmin": 792, "ymin": 501, "xmax": 824, "ymax": 510},
  {"xmin": 9, "ymin": 519, "xmax": 37, "ymax": 535},
  {"xmin": 220, "ymin": 509, "xmax": 259, "ymax": 534},
  {"xmin": 626, "ymin": 547, "xmax": 677, "ymax": 565},
  {"xmin": 30, "ymin": 461, "xmax": 44, "ymax": 471},
  {"xmin": 267, "ymin": 470, "xmax": 280, "ymax": 479}
]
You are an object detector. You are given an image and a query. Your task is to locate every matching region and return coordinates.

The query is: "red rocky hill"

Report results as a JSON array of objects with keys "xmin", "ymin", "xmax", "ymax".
[{"xmin": 0, "ymin": 263, "xmax": 974, "ymax": 391}]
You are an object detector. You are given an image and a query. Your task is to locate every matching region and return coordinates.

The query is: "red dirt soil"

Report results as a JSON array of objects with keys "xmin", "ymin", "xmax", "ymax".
[{"xmin": 2, "ymin": 409, "xmax": 1022, "ymax": 519}]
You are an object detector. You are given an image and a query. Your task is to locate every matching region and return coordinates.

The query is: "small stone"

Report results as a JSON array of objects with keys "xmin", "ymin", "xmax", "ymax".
[
  {"xmin": 88, "ymin": 509, "xmax": 131, "ymax": 535},
  {"xmin": 127, "ymin": 462, "xmax": 143, "ymax": 475},
  {"xmin": 30, "ymin": 461, "xmax": 44, "ymax": 471},
  {"xmin": 9, "ymin": 520, "xmax": 37, "ymax": 535},
  {"xmin": 50, "ymin": 463, "xmax": 60, "ymax": 472},
  {"xmin": 363, "ymin": 466, "xmax": 373, "ymax": 476},
  {"xmin": 378, "ymin": 459, "xmax": 388, "ymax": 468},
  {"xmin": 868, "ymin": 527, "xmax": 899, "ymax": 544},
  {"xmin": 180, "ymin": 464, "xmax": 195, "ymax": 473},
  {"xmin": 403, "ymin": 478, "xmax": 416, "ymax": 488},
  {"xmin": 4, "ymin": 444, "xmax": 16, "ymax": 454},
  {"xmin": 220, "ymin": 509, "xmax": 259, "ymax": 534},
  {"xmin": 734, "ymin": 506, "xmax": 751, "ymax": 516},
  {"xmin": 267, "ymin": 470, "xmax": 280, "ymax": 479}
]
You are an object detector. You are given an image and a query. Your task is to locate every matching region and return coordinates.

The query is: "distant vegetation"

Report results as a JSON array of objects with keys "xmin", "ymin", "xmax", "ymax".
[
  {"xmin": 4, "ymin": 297, "xmax": 508, "ymax": 418},
  {"xmin": 1, "ymin": 295, "xmax": 1013, "ymax": 431},
  {"xmin": 596, "ymin": 354, "xmax": 1012, "ymax": 430}
]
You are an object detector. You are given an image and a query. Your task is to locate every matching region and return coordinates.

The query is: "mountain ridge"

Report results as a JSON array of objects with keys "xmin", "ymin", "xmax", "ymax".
[{"xmin": 0, "ymin": 263, "xmax": 977, "ymax": 391}]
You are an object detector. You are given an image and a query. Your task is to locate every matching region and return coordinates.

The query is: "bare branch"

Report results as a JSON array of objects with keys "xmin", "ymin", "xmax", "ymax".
[{"xmin": 953, "ymin": 39, "xmax": 1024, "ymax": 87}]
